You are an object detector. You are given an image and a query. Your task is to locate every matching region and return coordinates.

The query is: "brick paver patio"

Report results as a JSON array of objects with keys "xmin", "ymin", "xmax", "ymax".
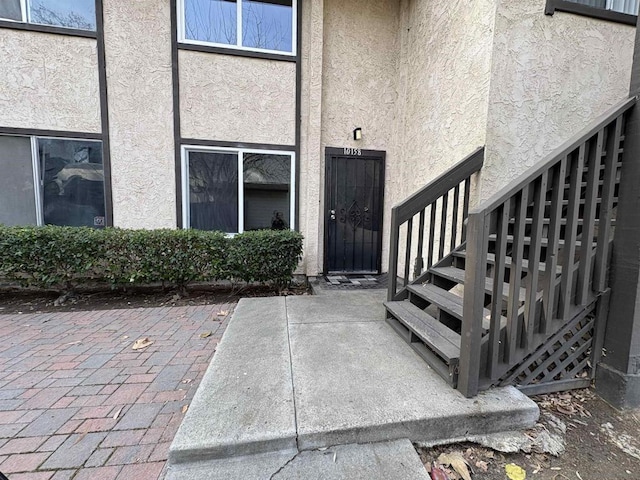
[{"xmin": 0, "ymin": 303, "xmax": 233, "ymax": 479}]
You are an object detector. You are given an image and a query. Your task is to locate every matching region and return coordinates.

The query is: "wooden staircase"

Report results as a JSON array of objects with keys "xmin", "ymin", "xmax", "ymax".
[{"xmin": 386, "ymin": 98, "xmax": 636, "ymax": 397}]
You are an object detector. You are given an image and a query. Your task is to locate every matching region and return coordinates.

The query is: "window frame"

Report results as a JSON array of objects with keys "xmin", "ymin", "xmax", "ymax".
[
  {"xmin": 181, "ymin": 144, "xmax": 296, "ymax": 234},
  {"xmin": 0, "ymin": 0, "xmax": 98, "ymax": 34},
  {"xmin": 177, "ymin": 0, "xmax": 297, "ymax": 57},
  {"xmin": 545, "ymin": 0, "xmax": 638, "ymax": 25},
  {"xmin": 0, "ymin": 133, "xmax": 105, "ymax": 227}
]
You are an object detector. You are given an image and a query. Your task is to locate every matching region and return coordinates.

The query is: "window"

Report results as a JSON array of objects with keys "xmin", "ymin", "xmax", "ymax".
[
  {"xmin": 0, "ymin": 0, "xmax": 97, "ymax": 31},
  {"xmin": 546, "ymin": 0, "xmax": 638, "ymax": 23},
  {"xmin": 179, "ymin": 0, "xmax": 296, "ymax": 55},
  {"xmin": 566, "ymin": 0, "xmax": 639, "ymax": 14},
  {"xmin": 0, "ymin": 135, "xmax": 106, "ymax": 227},
  {"xmin": 182, "ymin": 146, "xmax": 295, "ymax": 233}
]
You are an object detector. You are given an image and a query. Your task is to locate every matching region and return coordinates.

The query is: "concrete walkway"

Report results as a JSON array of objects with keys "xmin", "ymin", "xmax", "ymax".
[
  {"xmin": 167, "ymin": 291, "xmax": 539, "ymax": 479},
  {"xmin": 0, "ymin": 304, "xmax": 232, "ymax": 479}
]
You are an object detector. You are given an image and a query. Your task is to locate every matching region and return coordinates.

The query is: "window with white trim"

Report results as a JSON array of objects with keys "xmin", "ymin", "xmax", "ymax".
[
  {"xmin": 0, "ymin": 135, "xmax": 106, "ymax": 227},
  {"xmin": 179, "ymin": 0, "xmax": 296, "ymax": 55},
  {"xmin": 182, "ymin": 146, "xmax": 295, "ymax": 233},
  {"xmin": 566, "ymin": 0, "xmax": 639, "ymax": 14},
  {"xmin": 0, "ymin": 0, "xmax": 97, "ymax": 31}
]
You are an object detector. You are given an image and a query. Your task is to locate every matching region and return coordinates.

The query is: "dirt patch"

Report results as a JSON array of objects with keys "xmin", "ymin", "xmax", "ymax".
[
  {"xmin": 0, "ymin": 283, "xmax": 310, "ymax": 314},
  {"xmin": 418, "ymin": 388, "xmax": 640, "ymax": 480}
]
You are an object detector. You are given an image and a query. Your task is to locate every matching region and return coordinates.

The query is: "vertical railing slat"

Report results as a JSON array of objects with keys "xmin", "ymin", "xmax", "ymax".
[
  {"xmin": 506, "ymin": 188, "xmax": 528, "ymax": 362},
  {"xmin": 577, "ymin": 130, "xmax": 604, "ymax": 305},
  {"xmin": 543, "ymin": 157, "xmax": 567, "ymax": 332},
  {"xmin": 525, "ymin": 172, "xmax": 548, "ymax": 349},
  {"xmin": 458, "ymin": 212, "xmax": 489, "ymax": 397},
  {"xmin": 451, "ymin": 185, "xmax": 460, "ymax": 251},
  {"xmin": 428, "ymin": 204, "xmax": 436, "ymax": 270},
  {"xmin": 439, "ymin": 192, "xmax": 449, "ymax": 261},
  {"xmin": 559, "ymin": 145, "xmax": 586, "ymax": 320},
  {"xmin": 462, "ymin": 177, "xmax": 471, "ymax": 242},
  {"xmin": 595, "ymin": 117, "xmax": 623, "ymax": 292},
  {"xmin": 489, "ymin": 200, "xmax": 509, "ymax": 379},
  {"xmin": 388, "ymin": 208, "xmax": 400, "ymax": 301},
  {"xmin": 404, "ymin": 217, "xmax": 413, "ymax": 286},
  {"xmin": 414, "ymin": 209, "xmax": 426, "ymax": 278}
]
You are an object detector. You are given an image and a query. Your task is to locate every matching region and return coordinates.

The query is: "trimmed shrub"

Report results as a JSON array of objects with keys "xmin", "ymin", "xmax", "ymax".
[
  {"xmin": 0, "ymin": 226, "xmax": 302, "ymax": 294},
  {"xmin": 228, "ymin": 229, "xmax": 303, "ymax": 290}
]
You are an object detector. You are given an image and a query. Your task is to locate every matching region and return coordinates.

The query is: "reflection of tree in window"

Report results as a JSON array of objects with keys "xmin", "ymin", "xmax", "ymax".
[
  {"xmin": 243, "ymin": 153, "xmax": 290, "ymax": 231},
  {"xmin": 184, "ymin": 0, "xmax": 292, "ymax": 52},
  {"xmin": 29, "ymin": 1, "xmax": 95, "ymax": 30}
]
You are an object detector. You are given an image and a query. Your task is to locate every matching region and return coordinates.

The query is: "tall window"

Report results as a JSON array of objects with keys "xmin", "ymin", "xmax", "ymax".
[
  {"xmin": 0, "ymin": 135, "xmax": 106, "ymax": 227},
  {"xmin": 0, "ymin": 0, "xmax": 97, "ymax": 31},
  {"xmin": 182, "ymin": 146, "xmax": 295, "ymax": 233},
  {"xmin": 179, "ymin": 0, "xmax": 296, "ymax": 55}
]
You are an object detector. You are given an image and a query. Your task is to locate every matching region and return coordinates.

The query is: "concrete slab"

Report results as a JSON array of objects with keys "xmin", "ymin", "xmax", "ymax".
[
  {"xmin": 286, "ymin": 294, "xmax": 385, "ymax": 324},
  {"xmin": 166, "ymin": 439, "xmax": 429, "ymax": 480},
  {"xmin": 169, "ymin": 297, "xmax": 296, "ymax": 464},
  {"xmin": 289, "ymin": 320, "xmax": 539, "ymax": 450}
]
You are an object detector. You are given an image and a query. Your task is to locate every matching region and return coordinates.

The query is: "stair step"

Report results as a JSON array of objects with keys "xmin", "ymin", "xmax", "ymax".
[
  {"xmin": 523, "ymin": 218, "xmax": 616, "ymax": 226},
  {"xmin": 452, "ymin": 250, "xmax": 562, "ymax": 275},
  {"xmin": 430, "ymin": 266, "xmax": 526, "ymax": 303},
  {"xmin": 544, "ymin": 197, "xmax": 617, "ymax": 207},
  {"xmin": 406, "ymin": 283, "xmax": 498, "ymax": 331},
  {"xmin": 385, "ymin": 301, "xmax": 461, "ymax": 363},
  {"xmin": 487, "ymin": 234, "xmax": 595, "ymax": 248}
]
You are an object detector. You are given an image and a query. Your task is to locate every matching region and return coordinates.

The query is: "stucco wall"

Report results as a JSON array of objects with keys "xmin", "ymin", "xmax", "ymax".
[
  {"xmin": 103, "ymin": 0, "xmax": 176, "ymax": 228},
  {"xmin": 396, "ymin": 0, "xmax": 496, "ymax": 204},
  {"xmin": 316, "ymin": 0, "xmax": 401, "ymax": 274},
  {"xmin": 298, "ymin": 0, "xmax": 325, "ymax": 276},
  {"xmin": 179, "ymin": 51, "xmax": 296, "ymax": 146},
  {"xmin": 0, "ymin": 30, "xmax": 101, "ymax": 133},
  {"xmin": 481, "ymin": 0, "xmax": 635, "ymax": 198}
]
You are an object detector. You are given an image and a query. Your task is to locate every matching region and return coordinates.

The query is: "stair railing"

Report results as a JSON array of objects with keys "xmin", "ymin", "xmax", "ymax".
[
  {"xmin": 388, "ymin": 147, "xmax": 484, "ymax": 301},
  {"xmin": 457, "ymin": 98, "xmax": 636, "ymax": 398}
]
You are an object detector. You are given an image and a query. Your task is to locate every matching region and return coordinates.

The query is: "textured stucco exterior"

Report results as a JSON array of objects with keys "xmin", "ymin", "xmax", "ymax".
[
  {"xmin": 179, "ymin": 51, "xmax": 296, "ymax": 146},
  {"xmin": 298, "ymin": 0, "xmax": 325, "ymax": 275},
  {"xmin": 481, "ymin": 0, "xmax": 635, "ymax": 198},
  {"xmin": 395, "ymin": 0, "xmax": 496, "ymax": 205},
  {"xmin": 103, "ymin": 0, "xmax": 177, "ymax": 229},
  {"xmin": 0, "ymin": 30, "xmax": 101, "ymax": 133}
]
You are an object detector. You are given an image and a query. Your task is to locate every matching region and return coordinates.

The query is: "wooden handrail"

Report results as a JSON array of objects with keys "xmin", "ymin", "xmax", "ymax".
[
  {"xmin": 470, "ymin": 98, "xmax": 636, "ymax": 216},
  {"xmin": 388, "ymin": 147, "xmax": 485, "ymax": 301},
  {"xmin": 393, "ymin": 147, "xmax": 484, "ymax": 223}
]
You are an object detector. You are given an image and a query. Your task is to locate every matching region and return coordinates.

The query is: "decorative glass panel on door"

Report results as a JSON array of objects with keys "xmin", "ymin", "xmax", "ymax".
[
  {"xmin": 184, "ymin": 0, "xmax": 237, "ymax": 45},
  {"xmin": 38, "ymin": 138, "xmax": 105, "ymax": 227},
  {"xmin": 0, "ymin": 135, "xmax": 37, "ymax": 226},
  {"xmin": 242, "ymin": 0, "xmax": 293, "ymax": 52},
  {"xmin": 28, "ymin": 0, "xmax": 97, "ymax": 30},
  {"xmin": 0, "ymin": 0, "xmax": 22, "ymax": 21},
  {"xmin": 243, "ymin": 153, "xmax": 290, "ymax": 230},
  {"xmin": 188, "ymin": 151, "xmax": 239, "ymax": 232}
]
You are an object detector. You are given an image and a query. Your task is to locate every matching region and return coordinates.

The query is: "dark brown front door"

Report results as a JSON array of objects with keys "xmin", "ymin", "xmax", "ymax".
[{"xmin": 324, "ymin": 148, "xmax": 385, "ymax": 274}]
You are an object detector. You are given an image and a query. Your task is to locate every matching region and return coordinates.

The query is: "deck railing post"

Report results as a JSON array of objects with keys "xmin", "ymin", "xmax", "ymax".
[
  {"xmin": 458, "ymin": 212, "xmax": 489, "ymax": 397},
  {"xmin": 388, "ymin": 208, "xmax": 400, "ymax": 302}
]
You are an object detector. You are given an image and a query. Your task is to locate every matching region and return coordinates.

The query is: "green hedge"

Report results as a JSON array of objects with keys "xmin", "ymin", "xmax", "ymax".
[{"xmin": 0, "ymin": 226, "xmax": 303, "ymax": 293}]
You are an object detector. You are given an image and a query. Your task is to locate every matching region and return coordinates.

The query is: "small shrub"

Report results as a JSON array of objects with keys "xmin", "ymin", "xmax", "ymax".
[{"xmin": 228, "ymin": 229, "xmax": 303, "ymax": 291}]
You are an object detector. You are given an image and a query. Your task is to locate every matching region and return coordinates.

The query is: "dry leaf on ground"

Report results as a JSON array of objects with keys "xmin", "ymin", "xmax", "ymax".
[
  {"xmin": 199, "ymin": 331, "xmax": 212, "ymax": 338},
  {"xmin": 132, "ymin": 337, "xmax": 153, "ymax": 350},
  {"xmin": 181, "ymin": 405, "xmax": 189, "ymax": 414},
  {"xmin": 505, "ymin": 463, "xmax": 527, "ymax": 480},
  {"xmin": 217, "ymin": 310, "xmax": 229, "ymax": 316},
  {"xmin": 113, "ymin": 407, "xmax": 123, "ymax": 420},
  {"xmin": 429, "ymin": 462, "xmax": 450, "ymax": 480},
  {"xmin": 475, "ymin": 460, "xmax": 489, "ymax": 472},
  {"xmin": 437, "ymin": 452, "xmax": 471, "ymax": 480}
]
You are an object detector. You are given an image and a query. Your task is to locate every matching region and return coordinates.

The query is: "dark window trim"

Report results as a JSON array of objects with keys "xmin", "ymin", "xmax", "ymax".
[
  {"xmin": 181, "ymin": 138, "xmax": 296, "ymax": 152},
  {"xmin": 545, "ymin": 0, "xmax": 638, "ymax": 25},
  {"xmin": 0, "ymin": 126, "xmax": 102, "ymax": 140},
  {"xmin": 178, "ymin": 42, "xmax": 297, "ymax": 63},
  {"xmin": 0, "ymin": 19, "xmax": 97, "ymax": 38}
]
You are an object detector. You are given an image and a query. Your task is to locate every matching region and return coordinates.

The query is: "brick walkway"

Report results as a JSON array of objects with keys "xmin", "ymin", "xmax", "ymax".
[{"xmin": 0, "ymin": 303, "xmax": 233, "ymax": 479}]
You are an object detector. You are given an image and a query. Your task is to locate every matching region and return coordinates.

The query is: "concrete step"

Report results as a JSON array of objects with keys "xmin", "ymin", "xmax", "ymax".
[
  {"xmin": 166, "ymin": 439, "xmax": 431, "ymax": 480},
  {"xmin": 169, "ymin": 294, "xmax": 539, "ymax": 474}
]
